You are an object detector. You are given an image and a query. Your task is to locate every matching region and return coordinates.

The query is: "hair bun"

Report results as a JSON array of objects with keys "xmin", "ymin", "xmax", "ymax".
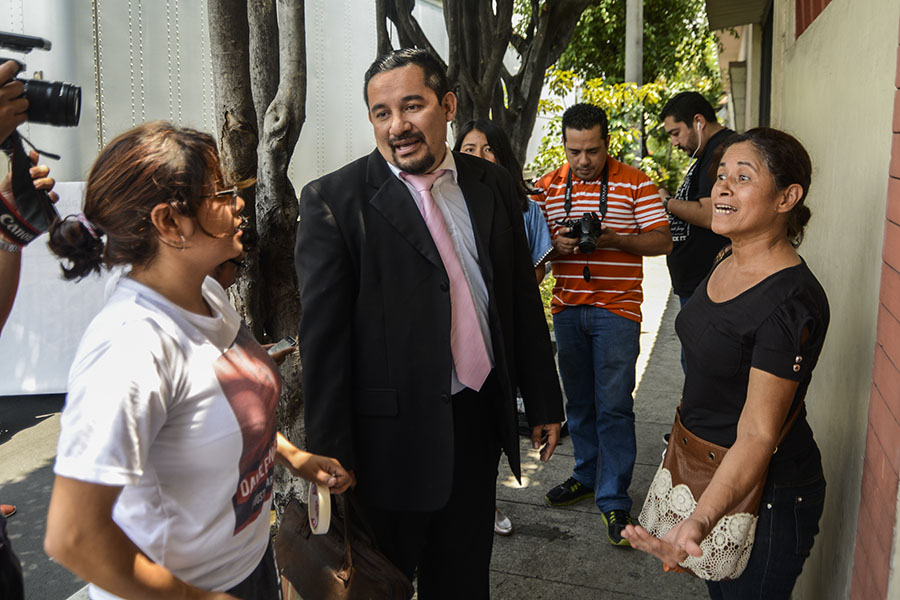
[
  {"xmin": 788, "ymin": 204, "xmax": 811, "ymax": 248},
  {"xmin": 48, "ymin": 215, "xmax": 105, "ymax": 280}
]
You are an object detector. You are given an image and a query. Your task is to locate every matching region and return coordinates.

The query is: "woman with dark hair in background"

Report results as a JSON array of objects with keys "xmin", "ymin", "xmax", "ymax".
[
  {"xmin": 43, "ymin": 122, "xmax": 351, "ymax": 600},
  {"xmin": 623, "ymin": 128, "xmax": 829, "ymax": 599},
  {"xmin": 454, "ymin": 119, "xmax": 555, "ymax": 538},
  {"xmin": 455, "ymin": 119, "xmax": 552, "ymax": 281}
]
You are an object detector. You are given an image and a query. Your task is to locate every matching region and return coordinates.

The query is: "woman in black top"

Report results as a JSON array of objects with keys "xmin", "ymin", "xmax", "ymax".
[{"xmin": 624, "ymin": 128, "xmax": 829, "ymax": 599}]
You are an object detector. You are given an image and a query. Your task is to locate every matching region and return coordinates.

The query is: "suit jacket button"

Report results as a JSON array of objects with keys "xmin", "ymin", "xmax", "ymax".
[
  {"xmin": 441, "ymin": 393, "xmax": 451, "ymax": 404},
  {"xmin": 440, "ymin": 281, "xmax": 449, "ymax": 292}
]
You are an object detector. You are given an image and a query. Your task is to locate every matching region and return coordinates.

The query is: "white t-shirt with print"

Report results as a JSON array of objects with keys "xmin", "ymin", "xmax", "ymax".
[{"xmin": 55, "ymin": 276, "xmax": 281, "ymax": 598}]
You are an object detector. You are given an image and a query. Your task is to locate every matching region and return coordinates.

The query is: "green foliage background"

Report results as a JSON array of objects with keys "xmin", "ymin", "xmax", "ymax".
[{"xmin": 527, "ymin": 0, "xmax": 724, "ymax": 195}]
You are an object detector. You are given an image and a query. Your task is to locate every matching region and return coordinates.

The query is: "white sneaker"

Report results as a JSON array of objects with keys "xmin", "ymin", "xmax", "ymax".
[{"xmin": 494, "ymin": 507, "xmax": 513, "ymax": 536}]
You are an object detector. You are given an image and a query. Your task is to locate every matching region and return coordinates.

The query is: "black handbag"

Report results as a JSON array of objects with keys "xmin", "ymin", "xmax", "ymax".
[{"xmin": 274, "ymin": 491, "xmax": 414, "ymax": 600}]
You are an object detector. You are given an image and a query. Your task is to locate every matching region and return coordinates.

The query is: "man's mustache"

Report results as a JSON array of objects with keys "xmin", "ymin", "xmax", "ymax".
[{"xmin": 389, "ymin": 132, "xmax": 425, "ymax": 149}]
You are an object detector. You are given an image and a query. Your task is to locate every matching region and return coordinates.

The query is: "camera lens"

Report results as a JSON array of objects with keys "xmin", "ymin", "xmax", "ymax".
[{"xmin": 20, "ymin": 77, "xmax": 81, "ymax": 127}]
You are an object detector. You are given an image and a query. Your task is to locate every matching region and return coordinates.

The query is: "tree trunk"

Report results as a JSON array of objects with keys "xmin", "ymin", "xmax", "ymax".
[
  {"xmin": 208, "ymin": 0, "xmax": 264, "ymax": 336},
  {"xmin": 209, "ymin": 0, "xmax": 308, "ymax": 518},
  {"xmin": 625, "ymin": 0, "xmax": 643, "ymax": 85},
  {"xmin": 256, "ymin": 0, "xmax": 308, "ymax": 515}
]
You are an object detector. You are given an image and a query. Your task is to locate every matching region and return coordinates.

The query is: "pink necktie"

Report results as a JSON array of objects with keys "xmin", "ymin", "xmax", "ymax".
[{"xmin": 401, "ymin": 170, "xmax": 491, "ymax": 391}]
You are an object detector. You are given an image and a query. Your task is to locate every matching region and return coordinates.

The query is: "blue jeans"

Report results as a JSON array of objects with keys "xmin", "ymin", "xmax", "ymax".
[
  {"xmin": 553, "ymin": 305, "xmax": 640, "ymax": 512},
  {"xmin": 705, "ymin": 472, "xmax": 826, "ymax": 600}
]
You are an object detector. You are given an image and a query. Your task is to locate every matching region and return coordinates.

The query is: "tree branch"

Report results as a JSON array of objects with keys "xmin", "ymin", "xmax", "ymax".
[
  {"xmin": 386, "ymin": 0, "xmax": 446, "ymax": 69},
  {"xmin": 375, "ymin": 0, "xmax": 393, "ymax": 56},
  {"xmin": 248, "ymin": 0, "xmax": 279, "ymax": 138}
]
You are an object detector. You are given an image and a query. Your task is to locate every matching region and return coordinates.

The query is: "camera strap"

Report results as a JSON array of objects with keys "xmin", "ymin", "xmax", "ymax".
[
  {"xmin": 563, "ymin": 162, "xmax": 609, "ymax": 284},
  {"xmin": 564, "ymin": 162, "xmax": 609, "ymax": 219},
  {"xmin": 0, "ymin": 131, "xmax": 59, "ymax": 245}
]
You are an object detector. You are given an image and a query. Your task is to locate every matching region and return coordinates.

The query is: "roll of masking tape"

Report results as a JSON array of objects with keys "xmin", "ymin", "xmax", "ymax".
[{"xmin": 308, "ymin": 482, "xmax": 331, "ymax": 535}]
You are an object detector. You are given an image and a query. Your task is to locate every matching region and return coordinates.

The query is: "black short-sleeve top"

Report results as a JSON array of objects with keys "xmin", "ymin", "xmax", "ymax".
[{"xmin": 675, "ymin": 257, "xmax": 830, "ymax": 479}]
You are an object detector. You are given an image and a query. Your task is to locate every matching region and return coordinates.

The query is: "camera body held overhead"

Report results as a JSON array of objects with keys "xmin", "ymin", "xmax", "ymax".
[{"xmin": 0, "ymin": 31, "xmax": 81, "ymax": 247}]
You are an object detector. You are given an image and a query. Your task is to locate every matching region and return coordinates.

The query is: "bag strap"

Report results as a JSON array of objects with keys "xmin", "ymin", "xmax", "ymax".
[
  {"xmin": 340, "ymin": 493, "xmax": 354, "ymax": 573},
  {"xmin": 774, "ymin": 400, "xmax": 803, "ymax": 452},
  {"xmin": 676, "ymin": 398, "xmax": 804, "ymax": 452},
  {"xmin": 0, "ymin": 132, "xmax": 59, "ymax": 244},
  {"xmin": 338, "ymin": 488, "xmax": 387, "ymax": 573}
]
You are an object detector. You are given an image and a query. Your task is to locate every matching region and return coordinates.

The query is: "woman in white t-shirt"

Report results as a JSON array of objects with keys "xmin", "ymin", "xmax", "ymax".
[{"xmin": 44, "ymin": 122, "xmax": 351, "ymax": 600}]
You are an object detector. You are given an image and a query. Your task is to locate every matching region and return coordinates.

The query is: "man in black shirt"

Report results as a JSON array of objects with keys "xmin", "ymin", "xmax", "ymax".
[{"xmin": 659, "ymin": 92, "xmax": 733, "ymax": 368}]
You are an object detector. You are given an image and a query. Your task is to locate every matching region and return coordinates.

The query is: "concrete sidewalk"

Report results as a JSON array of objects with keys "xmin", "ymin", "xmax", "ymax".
[
  {"xmin": 487, "ymin": 256, "xmax": 706, "ymax": 598},
  {"xmin": 3, "ymin": 257, "xmax": 701, "ymax": 599}
]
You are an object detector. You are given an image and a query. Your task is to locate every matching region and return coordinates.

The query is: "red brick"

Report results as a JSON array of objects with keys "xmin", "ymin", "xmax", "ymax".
[
  {"xmin": 879, "ymin": 263, "xmax": 900, "ymax": 325},
  {"xmin": 796, "ymin": 1, "xmax": 809, "ymax": 37},
  {"xmin": 850, "ymin": 523, "xmax": 869, "ymax": 596},
  {"xmin": 873, "ymin": 343, "xmax": 900, "ymax": 419},
  {"xmin": 863, "ymin": 425, "xmax": 887, "ymax": 483},
  {"xmin": 896, "ymin": 45, "xmax": 900, "ymax": 88},
  {"xmin": 874, "ymin": 541, "xmax": 891, "ymax": 599},
  {"xmin": 859, "ymin": 467, "xmax": 889, "ymax": 554},
  {"xmin": 862, "ymin": 430, "xmax": 898, "ymax": 518},
  {"xmin": 860, "ymin": 457, "xmax": 879, "ymax": 513},
  {"xmin": 869, "ymin": 386, "xmax": 900, "ymax": 477},
  {"xmin": 859, "ymin": 498, "xmax": 891, "ymax": 598},
  {"xmin": 856, "ymin": 562, "xmax": 875, "ymax": 600},
  {"xmin": 860, "ymin": 479, "xmax": 894, "ymax": 557},
  {"xmin": 878, "ymin": 305, "xmax": 900, "ymax": 368},
  {"xmin": 862, "ymin": 460, "xmax": 896, "ymax": 557},
  {"xmin": 884, "ymin": 220, "xmax": 900, "ymax": 271},
  {"xmin": 894, "ymin": 92, "xmax": 900, "ymax": 133},
  {"xmin": 887, "ymin": 178, "xmax": 900, "ymax": 225},
  {"xmin": 891, "ymin": 134, "xmax": 900, "ymax": 178}
]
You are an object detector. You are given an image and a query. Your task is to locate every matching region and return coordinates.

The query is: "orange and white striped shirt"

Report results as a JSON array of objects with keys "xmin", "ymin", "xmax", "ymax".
[{"xmin": 533, "ymin": 157, "xmax": 667, "ymax": 322}]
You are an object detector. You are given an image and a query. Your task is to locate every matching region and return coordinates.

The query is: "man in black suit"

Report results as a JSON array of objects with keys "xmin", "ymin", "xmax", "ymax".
[{"xmin": 295, "ymin": 48, "xmax": 564, "ymax": 598}]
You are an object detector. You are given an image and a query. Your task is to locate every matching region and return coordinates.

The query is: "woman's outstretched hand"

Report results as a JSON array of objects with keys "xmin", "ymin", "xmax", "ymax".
[{"xmin": 621, "ymin": 517, "xmax": 706, "ymax": 571}]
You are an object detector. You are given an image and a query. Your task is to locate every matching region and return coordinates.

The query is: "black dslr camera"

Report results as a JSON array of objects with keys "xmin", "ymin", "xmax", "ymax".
[
  {"xmin": 0, "ymin": 31, "xmax": 81, "ymax": 246},
  {"xmin": 560, "ymin": 212, "xmax": 604, "ymax": 254},
  {"xmin": 0, "ymin": 31, "xmax": 81, "ymax": 127}
]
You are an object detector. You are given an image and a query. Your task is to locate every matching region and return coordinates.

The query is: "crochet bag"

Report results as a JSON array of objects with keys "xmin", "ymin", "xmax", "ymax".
[{"xmin": 638, "ymin": 406, "xmax": 799, "ymax": 581}]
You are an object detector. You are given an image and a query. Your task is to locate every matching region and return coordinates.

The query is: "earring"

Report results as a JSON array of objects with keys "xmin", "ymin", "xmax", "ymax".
[{"xmin": 179, "ymin": 235, "xmax": 186, "ymax": 252}]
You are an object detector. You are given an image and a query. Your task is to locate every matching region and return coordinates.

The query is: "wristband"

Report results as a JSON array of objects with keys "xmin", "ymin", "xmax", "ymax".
[
  {"xmin": 662, "ymin": 196, "xmax": 671, "ymax": 213},
  {"xmin": 0, "ymin": 191, "xmax": 39, "ymax": 246},
  {"xmin": 0, "ymin": 239, "xmax": 20, "ymax": 253}
]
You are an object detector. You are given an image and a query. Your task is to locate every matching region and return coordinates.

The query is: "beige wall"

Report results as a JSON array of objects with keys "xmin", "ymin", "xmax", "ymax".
[{"xmin": 769, "ymin": 0, "xmax": 900, "ymax": 597}]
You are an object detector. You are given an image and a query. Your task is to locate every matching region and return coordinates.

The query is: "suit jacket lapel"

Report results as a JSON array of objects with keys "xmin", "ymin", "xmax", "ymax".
[
  {"xmin": 455, "ymin": 153, "xmax": 495, "ymax": 291},
  {"xmin": 366, "ymin": 150, "xmax": 445, "ymax": 272}
]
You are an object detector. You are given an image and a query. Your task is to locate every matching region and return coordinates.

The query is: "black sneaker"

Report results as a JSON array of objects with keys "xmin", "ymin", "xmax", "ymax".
[
  {"xmin": 545, "ymin": 477, "xmax": 593, "ymax": 507},
  {"xmin": 601, "ymin": 509, "xmax": 633, "ymax": 546}
]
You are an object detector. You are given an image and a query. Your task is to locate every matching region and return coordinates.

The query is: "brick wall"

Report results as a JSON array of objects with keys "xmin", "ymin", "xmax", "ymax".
[
  {"xmin": 796, "ymin": 0, "xmax": 833, "ymax": 37},
  {"xmin": 849, "ymin": 20, "xmax": 900, "ymax": 600}
]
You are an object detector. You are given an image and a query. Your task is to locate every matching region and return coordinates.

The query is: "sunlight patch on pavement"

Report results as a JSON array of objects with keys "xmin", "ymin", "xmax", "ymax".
[{"xmin": 635, "ymin": 256, "xmax": 671, "ymax": 391}]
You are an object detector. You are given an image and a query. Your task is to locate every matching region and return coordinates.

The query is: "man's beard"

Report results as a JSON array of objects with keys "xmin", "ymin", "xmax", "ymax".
[{"xmin": 390, "ymin": 132, "xmax": 436, "ymax": 174}]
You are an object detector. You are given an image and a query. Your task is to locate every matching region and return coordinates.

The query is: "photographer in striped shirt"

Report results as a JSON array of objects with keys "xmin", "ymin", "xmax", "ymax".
[{"xmin": 533, "ymin": 103, "xmax": 671, "ymax": 546}]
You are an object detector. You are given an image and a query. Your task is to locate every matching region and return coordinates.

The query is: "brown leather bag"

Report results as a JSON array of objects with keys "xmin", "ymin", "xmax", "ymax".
[
  {"xmin": 639, "ymin": 406, "xmax": 801, "ymax": 580},
  {"xmin": 274, "ymin": 492, "xmax": 414, "ymax": 600}
]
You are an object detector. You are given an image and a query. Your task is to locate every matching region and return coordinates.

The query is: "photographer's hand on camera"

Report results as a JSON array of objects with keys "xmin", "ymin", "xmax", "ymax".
[
  {"xmin": 0, "ymin": 60, "xmax": 27, "ymax": 143},
  {"xmin": 553, "ymin": 225, "xmax": 579, "ymax": 255},
  {"xmin": 594, "ymin": 225, "xmax": 619, "ymax": 250},
  {"xmin": 0, "ymin": 149, "xmax": 57, "ymax": 333},
  {"xmin": 0, "ymin": 149, "xmax": 58, "ymax": 217}
]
